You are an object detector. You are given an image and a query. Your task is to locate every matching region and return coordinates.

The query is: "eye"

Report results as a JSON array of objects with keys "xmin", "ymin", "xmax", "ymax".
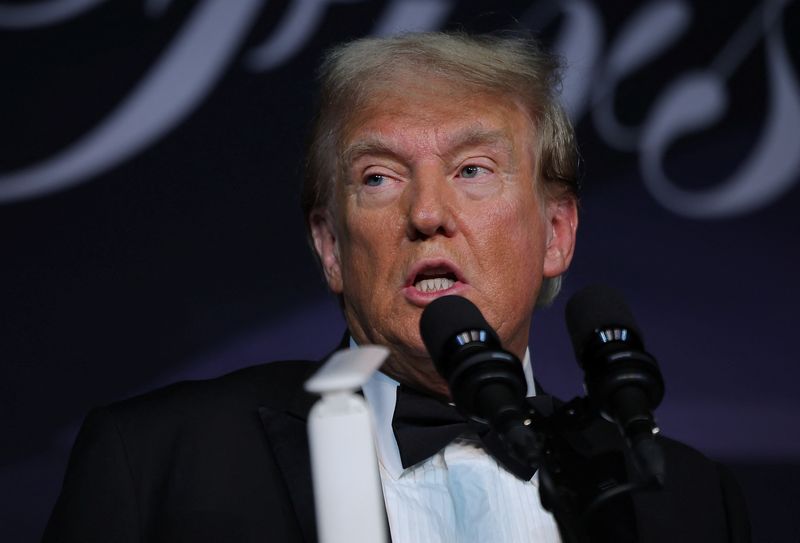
[
  {"xmin": 364, "ymin": 174, "xmax": 385, "ymax": 187},
  {"xmin": 460, "ymin": 165, "xmax": 487, "ymax": 179}
]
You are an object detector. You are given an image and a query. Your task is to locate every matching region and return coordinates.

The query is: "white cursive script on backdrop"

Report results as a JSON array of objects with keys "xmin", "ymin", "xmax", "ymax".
[{"xmin": 0, "ymin": 0, "xmax": 797, "ymax": 218}]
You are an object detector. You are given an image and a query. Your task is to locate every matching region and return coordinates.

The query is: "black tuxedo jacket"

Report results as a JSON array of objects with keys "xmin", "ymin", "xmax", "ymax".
[{"xmin": 44, "ymin": 359, "xmax": 750, "ymax": 543}]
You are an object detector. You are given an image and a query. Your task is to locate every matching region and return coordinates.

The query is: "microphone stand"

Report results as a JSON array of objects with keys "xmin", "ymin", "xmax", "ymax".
[
  {"xmin": 502, "ymin": 396, "xmax": 659, "ymax": 543},
  {"xmin": 500, "ymin": 402, "xmax": 586, "ymax": 543}
]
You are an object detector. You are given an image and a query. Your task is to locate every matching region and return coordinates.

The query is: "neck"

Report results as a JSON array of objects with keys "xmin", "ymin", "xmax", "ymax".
[{"xmin": 380, "ymin": 350, "xmax": 451, "ymax": 400}]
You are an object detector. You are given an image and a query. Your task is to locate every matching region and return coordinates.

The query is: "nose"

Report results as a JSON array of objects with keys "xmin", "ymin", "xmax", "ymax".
[{"xmin": 405, "ymin": 166, "xmax": 457, "ymax": 241}]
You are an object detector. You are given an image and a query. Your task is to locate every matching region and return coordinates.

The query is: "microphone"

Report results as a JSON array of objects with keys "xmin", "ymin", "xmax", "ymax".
[
  {"xmin": 565, "ymin": 285, "xmax": 665, "ymax": 485},
  {"xmin": 419, "ymin": 295, "xmax": 539, "ymax": 464}
]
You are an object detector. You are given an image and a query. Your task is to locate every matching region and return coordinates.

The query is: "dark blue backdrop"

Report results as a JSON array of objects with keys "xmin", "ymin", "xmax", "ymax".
[{"xmin": 1, "ymin": 1, "xmax": 798, "ymax": 541}]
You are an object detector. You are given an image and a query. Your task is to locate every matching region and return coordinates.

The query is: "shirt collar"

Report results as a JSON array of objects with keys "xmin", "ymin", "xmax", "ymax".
[{"xmin": 354, "ymin": 336, "xmax": 537, "ymax": 480}]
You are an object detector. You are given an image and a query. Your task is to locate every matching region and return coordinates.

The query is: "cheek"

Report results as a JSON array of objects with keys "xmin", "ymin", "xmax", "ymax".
[
  {"xmin": 479, "ymin": 198, "xmax": 545, "ymax": 259},
  {"xmin": 339, "ymin": 211, "xmax": 397, "ymax": 285},
  {"xmin": 475, "ymin": 200, "xmax": 547, "ymax": 296}
]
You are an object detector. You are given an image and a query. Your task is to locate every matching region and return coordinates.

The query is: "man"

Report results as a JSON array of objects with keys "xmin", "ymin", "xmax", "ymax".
[{"xmin": 44, "ymin": 33, "xmax": 748, "ymax": 542}]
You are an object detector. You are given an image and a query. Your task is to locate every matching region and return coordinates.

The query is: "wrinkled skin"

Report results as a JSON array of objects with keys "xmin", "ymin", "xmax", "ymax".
[{"xmin": 311, "ymin": 77, "xmax": 577, "ymax": 398}]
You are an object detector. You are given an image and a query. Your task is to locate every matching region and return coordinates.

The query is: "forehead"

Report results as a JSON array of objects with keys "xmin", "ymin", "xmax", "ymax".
[{"xmin": 340, "ymin": 76, "xmax": 536, "ymax": 161}]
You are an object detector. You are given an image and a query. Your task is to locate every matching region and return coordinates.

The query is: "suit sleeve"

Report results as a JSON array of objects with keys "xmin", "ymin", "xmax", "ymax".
[{"xmin": 42, "ymin": 407, "xmax": 140, "ymax": 543}]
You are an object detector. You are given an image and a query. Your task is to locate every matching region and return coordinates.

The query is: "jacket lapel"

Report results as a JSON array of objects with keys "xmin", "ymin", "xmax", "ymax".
[
  {"xmin": 258, "ymin": 380, "xmax": 320, "ymax": 542},
  {"xmin": 256, "ymin": 338, "xmax": 350, "ymax": 543}
]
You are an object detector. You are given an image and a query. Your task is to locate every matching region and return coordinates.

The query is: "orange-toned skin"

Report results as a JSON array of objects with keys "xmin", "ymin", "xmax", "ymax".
[{"xmin": 311, "ymin": 77, "xmax": 577, "ymax": 399}]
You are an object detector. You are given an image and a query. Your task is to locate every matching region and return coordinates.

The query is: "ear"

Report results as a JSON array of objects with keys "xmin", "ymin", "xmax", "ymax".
[
  {"xmin": 310, "ymin": 209, "xmax": 343, "ymax": 293},
  {"xmin": 542, "ymin": 195, "xmax": 578, "ymax": 278}
]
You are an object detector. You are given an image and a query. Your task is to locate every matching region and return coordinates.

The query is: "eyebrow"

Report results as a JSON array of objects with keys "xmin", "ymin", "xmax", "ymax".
[
  {"xmin": 341, "ymin": 126, "xmax": 515, "ymax": 167},
  {"xmin": 341, "ymin": 137, "xmax": 400, "ymax": 167},
  {"xmin": 443, "ymin": 127, "xmax": 514, "ymax": 161}
]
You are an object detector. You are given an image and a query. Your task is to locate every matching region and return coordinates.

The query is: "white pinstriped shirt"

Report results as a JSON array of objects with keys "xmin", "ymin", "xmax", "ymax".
[{"xmin": 360, "ymin": 348, "xmax": 561, "ymax": 543}]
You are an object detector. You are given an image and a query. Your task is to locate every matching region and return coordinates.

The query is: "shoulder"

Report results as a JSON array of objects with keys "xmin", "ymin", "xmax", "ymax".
[
  {"xmin": 658, "ymin": 435, "xmax": 719, "ymax": 470},
  {"xmin": 633, "ymin": 436, "xmax": 751, "ymax": 541},
  {"xmin": 100, "ymin": 359, "xmax": 321, "ymax": 434},
  {"xmin": 45, "ymin": 360, "xmax": 323, "ymax": 541},
  {"xmin": 551, "ymin": 398, "xmax": 749, "ymax": 540},
  {"xmin": 657, "ymin": 435, "xmax": 742, "ymax": 498}
]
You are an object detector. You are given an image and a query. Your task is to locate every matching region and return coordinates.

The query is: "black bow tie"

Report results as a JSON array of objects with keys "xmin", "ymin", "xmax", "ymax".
[{"xmin": 391, "ymin": 385, "xmax": 553, "ymax": 480}]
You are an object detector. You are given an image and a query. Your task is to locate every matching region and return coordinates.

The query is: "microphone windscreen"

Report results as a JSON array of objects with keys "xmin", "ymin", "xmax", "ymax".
[
  {"xmin": 565, "ymin": 285, "xmax": 642, "ymax": 356},
  {"xmin": 419, "ymin": 295, "xmax": 496, "ymax": 365}
]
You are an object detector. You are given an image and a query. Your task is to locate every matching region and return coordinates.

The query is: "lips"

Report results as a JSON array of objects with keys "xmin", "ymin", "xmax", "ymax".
[{"xmin": 402, "ymin": 259, "xmax": 467, "ymax": 305}]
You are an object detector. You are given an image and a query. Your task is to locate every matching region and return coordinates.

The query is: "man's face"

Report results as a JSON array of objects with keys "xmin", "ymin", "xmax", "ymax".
[{"xmin": 311, "ymin": 77, "xmax": 577, "ymax": 395}]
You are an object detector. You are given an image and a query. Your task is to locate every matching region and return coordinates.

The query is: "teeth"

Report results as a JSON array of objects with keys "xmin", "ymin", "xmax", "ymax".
[{"xmin": 415, "ymin": 277, "xmax": 455, "ymax": 293}]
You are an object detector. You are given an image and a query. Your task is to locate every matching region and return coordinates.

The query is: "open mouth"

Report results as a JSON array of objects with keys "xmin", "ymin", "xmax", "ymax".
[
  {"xmin": 402, "ymin": 260, "xmax": 467, "ymax": 305},
  {"xmin": 408, "ymin": 263, "xmax": 462, "ymax": 294},
  {"xmin": 414, "ymin": 270, "xmax": 458, "ymax": 293}
]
